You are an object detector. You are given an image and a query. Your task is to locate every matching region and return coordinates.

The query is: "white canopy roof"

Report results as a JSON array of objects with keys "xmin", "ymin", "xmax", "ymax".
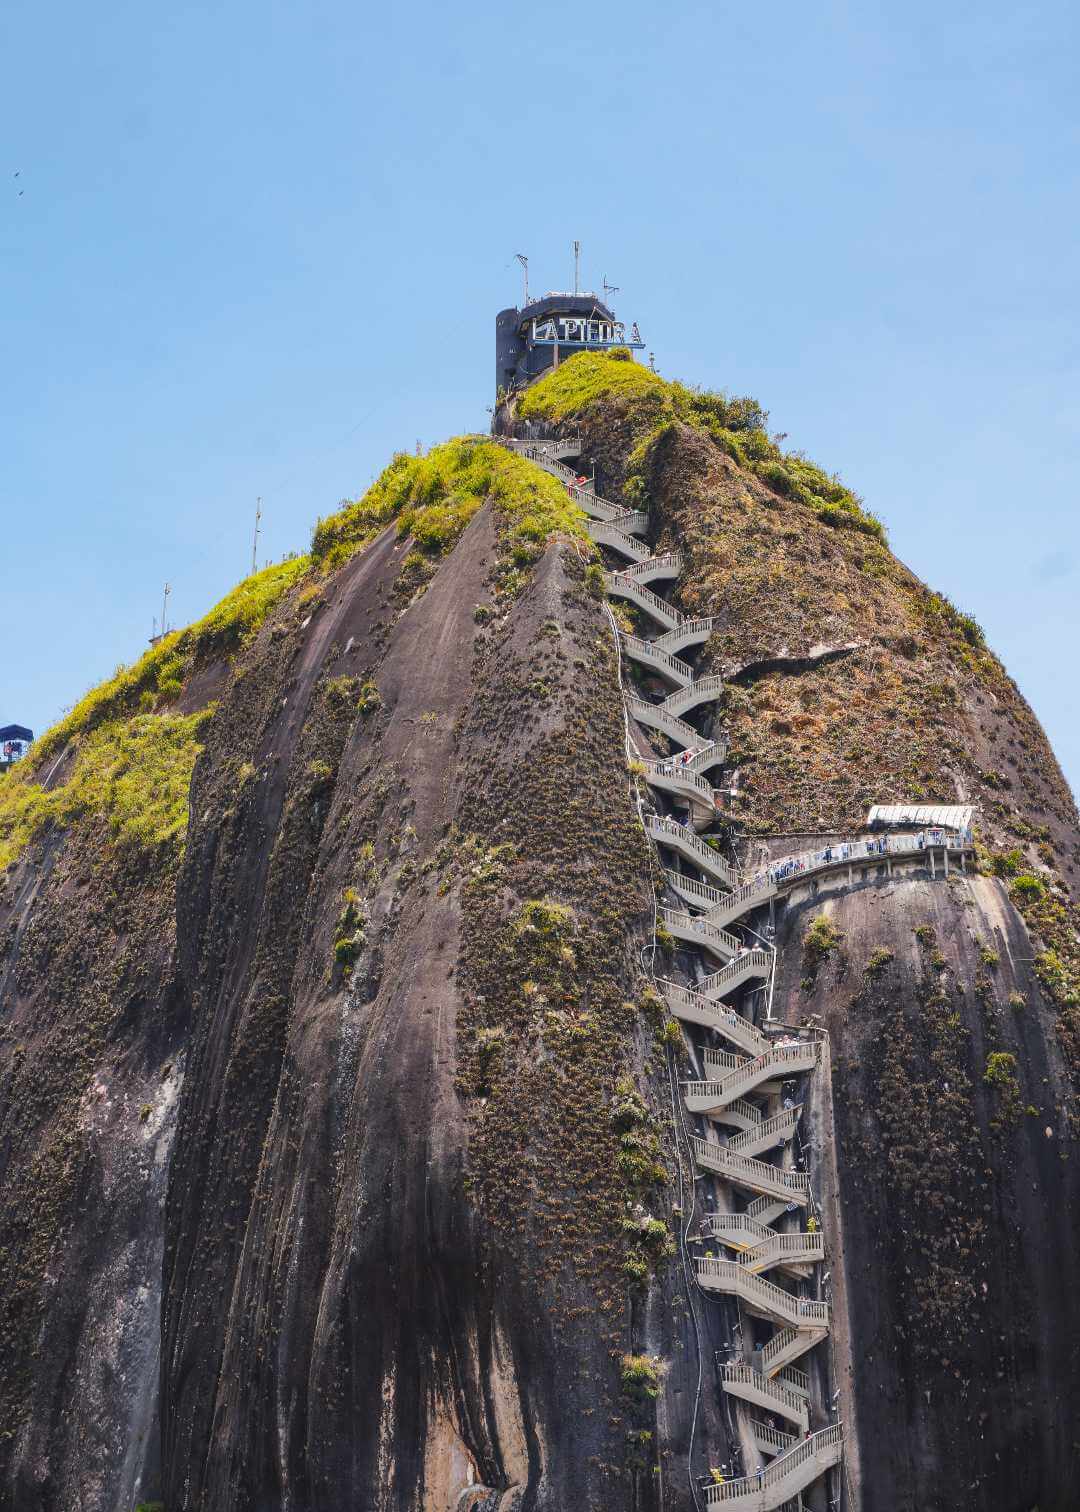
[{"xmin": 866, "ymin": 803, "xmax": 974, "ymax": 832}]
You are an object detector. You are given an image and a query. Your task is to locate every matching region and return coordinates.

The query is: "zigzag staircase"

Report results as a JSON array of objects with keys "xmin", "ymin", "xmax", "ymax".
[{"xmin": 499, "ymin": 431, "xmax": 842, "ymax": 1507}]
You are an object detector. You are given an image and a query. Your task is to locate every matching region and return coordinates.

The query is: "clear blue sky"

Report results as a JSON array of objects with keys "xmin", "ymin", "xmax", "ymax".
[{"xmin": 3, "ymin": 0, "xmax": 1078, "ymax": 795}]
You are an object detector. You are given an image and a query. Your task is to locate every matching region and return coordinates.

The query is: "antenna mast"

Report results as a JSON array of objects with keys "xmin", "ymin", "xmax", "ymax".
[
  {"xmin": 573, "ymin": 239, "xmax": 581, "ymax": 294},
  {"xmin": 602, "ymin": 275, "xmax": 620, "ymax": 303},
  {"xmin": 161, "ymin": 582, "xmax": 171, "ymax": 639},
  {"xmin": 252, "ymin": 497, "xmax": 262, "ymax": 575},
  {"xmin": 514, "ymin": 253, "xmax": 529, "ymax": 306}
]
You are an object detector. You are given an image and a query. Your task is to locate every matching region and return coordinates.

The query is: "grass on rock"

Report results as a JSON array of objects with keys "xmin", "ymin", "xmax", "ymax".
[
  {"xmin": 311, "ymin": 436, "xmax": 591, "ymax": 574},
  {"xmin": 0, "ymin": 710, "xmax": 211, "ymax": 871}
]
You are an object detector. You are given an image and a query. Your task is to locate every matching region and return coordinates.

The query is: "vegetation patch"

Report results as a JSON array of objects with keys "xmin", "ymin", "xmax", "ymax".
[
  {"xmin": 654, "ymin": 922, "xmax": 675, "ymax": 956},
  {"xmin": 983, "ymin": 1050, "xmax": 1021, "ymax": 1126},
  {"xmin": 620, "ymin": 1353, "xmax": 664, "ymax": 1402},
  {"xmin": 516, "ymin": 348, "xmax": 882, "ymax": 540},
  {"xmin": 517, "ymin": 349, "xmax": 672, "ymax": 420},
  {"xmin": 31, "ymin": 560, "xmax": 305, "ymax": 764},
  {"xmin": 989, "ymin": 848, "xmax": 1025, "ymax": 877},
  {"xmin": 803, "ymin": 914, "xmax": 842, "ymax": 974},
  {"xmin": 332, "ymin": 887, "xmax": 366, "ymax": 973},
  {"xmin": 311, "ymin": 437, "xmax": 591, "ymax": 578},
  {"xmin": 864, "ymin": 976, "xmax": 990, "ymax": 1357},
  {"xmin": 865, "ymin": 946, "xmax": 895, "ymax": 978},
  {"xmin": 0, "ymin": 710, "xmax": 211, "ymax": 872}
]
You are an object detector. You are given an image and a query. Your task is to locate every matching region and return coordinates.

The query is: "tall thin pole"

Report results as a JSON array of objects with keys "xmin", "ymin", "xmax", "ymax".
[
  {"xmin": 573, "ymin": 239, "xmax": 580, "ymax": 294},
  {"xmin": 252, "ymin": 497, "xmax": 262, "ymax": 575},
  {"xmin": 515, "ymin": 253, "xmax": 529, "ymax": 307},
  {"xmin": 161, "ymin": 582, "xmax": 171, "ymax": 638}
]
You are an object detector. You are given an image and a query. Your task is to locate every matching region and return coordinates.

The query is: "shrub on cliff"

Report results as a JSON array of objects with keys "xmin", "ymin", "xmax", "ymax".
[
  {"xmin": 620, "ymin": 1353, "xmax": 664, "ymax": 1401},
  {"xmin": 803, "ymin": 914, "xmax": 842, "ymax": 971}
]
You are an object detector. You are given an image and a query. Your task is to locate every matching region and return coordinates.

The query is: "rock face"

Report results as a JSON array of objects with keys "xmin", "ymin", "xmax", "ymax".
[{"xmin": 1, "ymin": 359, "xmax": 1079, "ymax": 1512}]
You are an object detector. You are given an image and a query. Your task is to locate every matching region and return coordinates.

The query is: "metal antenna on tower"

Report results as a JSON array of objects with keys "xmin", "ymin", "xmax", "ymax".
[
  {"xmin": 514, "ymin": 253, "xmax": 529, "ymax": 306},
  {"xmin": 252, "ymin": 497, "xmax": 262, "ymax": 576},
  {"xmin": 602, "ymin": 275, "xmax": 620, "ymax": 303},
  {"xmin": 573, "ymin": 239, "xmax": 581, "ymax": 294},
  {"xmin": 161, "ymin": 582, "xmax": 171, "ymax": 639}
]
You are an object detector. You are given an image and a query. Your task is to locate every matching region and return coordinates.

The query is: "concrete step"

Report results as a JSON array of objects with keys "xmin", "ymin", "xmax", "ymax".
[
  {"xmin": 660, "ymin": 906, "xmax": 739, "ymax": 963},
  {"xmin": 710, "ymin": 1098, "xmax": 765, "ymax": 1133},
  {"xmin": 700, "ymin": 1425, "xmax": 842, "ymax": 1508},
  {"xmin": 760, "ymin": 1325, "xmax": 829, "ymax": 1378},
  {"xmin": 720, "ymin": 1362, "xmax": 808, "ymax": 1433},
  {"xmin": 687, "ymin": 1042, "xmax": 819, "ymax": 1112},
  {"xmin": 586, "ymin": 516, "xmax": 651, "ymax": 560},
  {"xmin": 693, "ymin": 1259, "xmax": 830, "ymax": 1331},
  {"xmin": 659, "ymin": 980, "xmax": 769, "ymax": 1056},
  {"xmin": 696, "ymin": 949, "xmax": 772, "ymax": 1001},
  {"xmin": 646, "ymin": 765, "xmax": 719, "ymax": 822},
  {"xmin": 645, "ymin": 815, "xmax": 739, "ymax": 889},
  {"xmin": 690, "ymin": 1140, "xmax": 812, "ymax": 1207},
  {"xmin": 747, "ymin": 1194, "xmax": 791, "ymax": 1227},
  {"xmin": 751, "ymin": 1420, "xmax": 798, "ymax": 1459},
  {"xmin": 728, "ymin": 1107, "xmax": 801, "ymax": 1158},
  {"xmin": 739, "ymin": 1231, "xmax": 824, "ymax": 1276},
  {"xmin": 620, "ymin": 631, "xmax": 693, "ymax": 686},
  {"xmin": 661, "ymin": 674, "xmax": 727, "ymax": 718},
  {"xmin": 606, "ymin": 572, "xmax": 682, "ymax": 630},
  {"xmin": 652, "ymin": 617, "xmax": 717, "ymax": 655}
]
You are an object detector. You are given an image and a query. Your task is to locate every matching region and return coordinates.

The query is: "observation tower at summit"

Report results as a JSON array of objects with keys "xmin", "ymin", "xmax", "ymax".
[
  {"xmin": 0, "ymin": 724, "xmax": 33, "ymax": 773},
  {"xmin": 495, "ymin": 246, "xmax": 645, "ymax": 397}
]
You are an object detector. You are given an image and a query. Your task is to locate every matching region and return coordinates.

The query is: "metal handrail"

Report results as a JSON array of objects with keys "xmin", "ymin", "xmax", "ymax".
[
  {"xmin": 721, "ymin": 1361, "xmax": 807, "ymax": 1419},
  {"xmin": 619, "ymin": 632, "xmax": 693, "ymax": 683},
  {"xmin": 697, "ymin": 948, "xmax": 773, "ymax": 998},
  {"xmin": 690, "ymin": 1139, "xmax": 812, "ymax": 1199},
  {"xmin": 728, "ymin": 1106, "xmax": 801, "ymax": 1155},
  {"xmin": 659, "ymin": 980, "xmax": 769, "ymax": 1053},
  {"xmin": 694, "ymin": 1258, "xmax": 829, "ymax": 1325},
  {"xmin": 645, "ymin": 815, "xmax": 738, "ymax": 888},
  {"xmin": 701, "ymin": 1424, "xmax": 843, "ymax": 1505}
]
